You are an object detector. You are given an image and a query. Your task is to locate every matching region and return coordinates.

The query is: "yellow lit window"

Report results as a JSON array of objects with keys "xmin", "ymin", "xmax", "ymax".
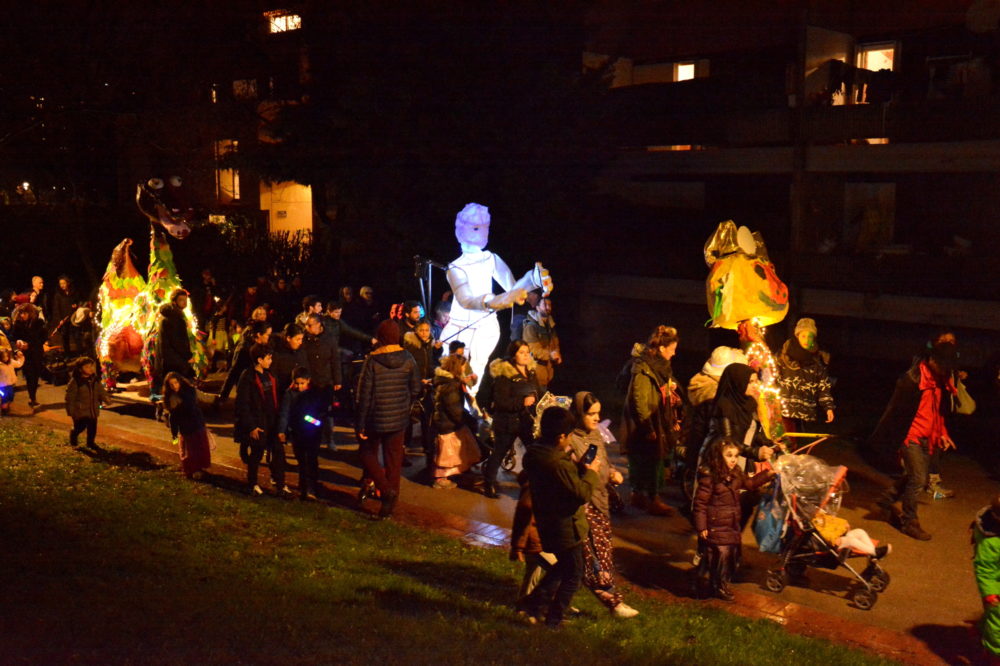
[
  {"xmin": 857, "ymin": 43, "xmax": 895, "ymax": 72},
  {"xmin": 214, "ymin": 140, "xmax": 241, "ymax": 203},
  {"xmin": 265, "ymin": 10, "xmax": 302, "ymax": 33},
  {"xmin": 675, "ymin": 62, "xmax": 696, "ymax": 82}
]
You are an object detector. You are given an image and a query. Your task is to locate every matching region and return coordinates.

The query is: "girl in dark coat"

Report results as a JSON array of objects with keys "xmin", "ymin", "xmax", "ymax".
[
  {"xmin": 163, "ymin": 371, "xmax": 211, "ymax": 479},
  {"xmin": 355, "ymin": 319, "xmax": 421, "ymax": 519},
  {"xmin": 429, "ymin": 354, "xmax": 479, "ymax": 488},
  {"xmin": 482, "ymin": 340, "xmax": 540, "ymax": 499},
  {"xmin": 693, "ymin": 438, "xmax": 774, "ymax": 601}
]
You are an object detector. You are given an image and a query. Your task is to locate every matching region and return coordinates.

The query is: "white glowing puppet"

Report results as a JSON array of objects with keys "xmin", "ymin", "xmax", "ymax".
[{"xmin": 440, "ymin": 203, "xmax": 552, "ymax": 383}]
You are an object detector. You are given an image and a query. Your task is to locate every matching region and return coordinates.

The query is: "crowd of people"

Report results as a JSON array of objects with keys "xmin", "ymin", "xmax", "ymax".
[{"xmin": 0, "ymin": 270, "xmax": 992, "ymax": 639}]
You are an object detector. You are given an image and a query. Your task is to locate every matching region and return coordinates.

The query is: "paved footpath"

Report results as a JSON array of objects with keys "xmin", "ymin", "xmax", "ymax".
[{"xmin": 6, "ymin": 377, "xmax": 995, "ymax": 665}]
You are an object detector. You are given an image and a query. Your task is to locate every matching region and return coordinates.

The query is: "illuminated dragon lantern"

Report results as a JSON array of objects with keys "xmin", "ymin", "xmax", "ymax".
[
  {"xmin": 96, "ymin": 176, "xmax": 207, "ymax": 390},
  {"xmin": 704, "ymin": 220, "xmax": 789, "ymax": 438}
]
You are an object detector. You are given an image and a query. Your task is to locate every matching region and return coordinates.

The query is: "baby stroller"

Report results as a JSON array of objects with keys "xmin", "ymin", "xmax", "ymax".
[{"xmin": 762, "ymin": 454, "xmax": 890, "ymax": 610}]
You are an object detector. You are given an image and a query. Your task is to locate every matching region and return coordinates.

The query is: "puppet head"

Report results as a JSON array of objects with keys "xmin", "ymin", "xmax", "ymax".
[
  {"xmin": 136, "ymin": 175, "xmax": 194, "ymax": 239},
  {"xmin": 455, "ymin": 203, "xmax": 490, "ymax": 252}
]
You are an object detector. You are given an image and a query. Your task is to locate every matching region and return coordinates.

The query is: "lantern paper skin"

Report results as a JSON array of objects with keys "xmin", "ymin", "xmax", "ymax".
[
  {"xmin": 97, "ymin": 232, "xmax": 207, "ymax": 390},
  {"xmin": 704, "ymin": 220, "xmax": 789, "ymax": 329},
  {"xmin": 440, "ymin": 203, "xmax": 552, "ymax": 383}
]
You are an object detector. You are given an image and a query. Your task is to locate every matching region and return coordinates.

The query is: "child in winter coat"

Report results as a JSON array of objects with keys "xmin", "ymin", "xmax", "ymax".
[
  {"xmin": 65, "ymin": 358, "xmax": 111, "ymax": 448},
  {"xmin": 277, "ymin": 366, "xmax": 329, "ymax": 500},
  {"xmin": 693, "ymin": 437, "xmax": 774, "ymax": 601},
  {"xmin": 162, "ymin": 371, "xmax": 212, "ymax": 479},
  {"xmin": 510, "ymin": 471, "xmax": 554, "ymax": 621},
  {"xmin": 973, "ymin": 495, "xmax": 1000, "ymax": 661},
  {"xmin": 0, "ymin": 348, "xmax": 25, "ymax": 415}
]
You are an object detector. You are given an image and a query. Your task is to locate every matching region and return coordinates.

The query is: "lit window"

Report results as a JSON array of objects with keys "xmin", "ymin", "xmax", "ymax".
[
  {"xmin": 675, "ymin": 62, "xmax": 696, "ymax": 82},
  {"xmin": 232, "ymin": 79, "xmax": 257, "ymax": 101},
  {"xmin": 857, "ymin": 43, "xmax": 895, "ymax": 72},
  {"xmin": 210, "ymin": 84, "xmax": 219, "ymax": 104},
  {"xmin": 214, "ymin": 140, "xmax": 241, "ymax": 203},
  {"xmin": 265, "ymin": 10, "xmax": 302, "ymax": 33}
]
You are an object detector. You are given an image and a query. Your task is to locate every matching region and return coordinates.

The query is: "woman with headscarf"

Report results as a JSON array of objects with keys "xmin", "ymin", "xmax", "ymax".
[
  {"xmin": 706, "ymin": 363, "xmax": 777, "ymax": 465},
  {"xmin": 619, "ymin": 325, "xmax": 681, "ymax": 516},
  {"xmin": 568, "ymin": 391, "xmax": 639, "ymax": 619},
  {"xmin": 355, "ymin": 319, "xmax": 422, "ymax": 519},
  {"xmin": 700, "ymin": 363, "xmax": 776, "ymax": 533}
]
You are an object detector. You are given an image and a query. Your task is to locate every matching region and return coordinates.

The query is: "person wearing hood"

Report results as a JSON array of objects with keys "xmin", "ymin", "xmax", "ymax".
[
  {"xmin": 429, "ymin": 354, "xmax": 480, "ymax": 488},
  {"xmin": 154, "ymin": 289, "xmax": 195, "ymax": 396},
  {"xmin": 482, "ymin": 339, "xmax": 540, "ymax": 499},
  {"xmin": 619, "ymin": 325, "xmax": 681, "ymax": 516},
  {"xmin": 776, "ymin": 317, "xmax": 835, "ymax": 432},
  {"xmin": 355, "ymin": 319, "xmax": 421, "ymax": 519},
  {"xmin": 568, "ymin": 391, "xmax": 639, "ymax": 619},
  {"xmin": 702, "ymin": 363, "xmax": 777, "ymax": 532},
  {"xmin": 684, "ymin": 346, "xmax": 747, "ymax": 470},
  {"xmin": 872, "ymin": 341, "xmax": 958, "ymax": 541},
  {"xmin": 973, "ymin": 496, "xmax": 1000, "ymax": 661},
  {"xmin": 706, "ymin": 363, "xmax": 777, "ymax": 465}
]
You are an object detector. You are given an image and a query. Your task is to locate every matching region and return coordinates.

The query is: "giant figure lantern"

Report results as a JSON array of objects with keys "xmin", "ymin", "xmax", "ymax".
[
  {"xmin": 440, "ymin": 203, "xmax": 552, "ymax": 383},
  {"xmin": 704, "ymin": 220, "xmax": 789, "ymax": 438},
  {"xmin": 96, "ymin": 177, "xmax": 207, "ymax": 391}
]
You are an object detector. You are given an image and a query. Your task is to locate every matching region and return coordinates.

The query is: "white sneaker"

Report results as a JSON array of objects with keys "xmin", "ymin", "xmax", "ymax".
[
  {"xmin": 611, "ymin": 602, "xmax": 639, "ymax": 619},
  {"xmin": 251, "ymin": 485, "xmax": 264, "ymax": 496}
]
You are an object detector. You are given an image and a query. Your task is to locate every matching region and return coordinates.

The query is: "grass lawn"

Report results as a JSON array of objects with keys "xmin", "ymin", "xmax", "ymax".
[{"xmin": 0, "ymin": 421, "xmax": 890, "ymax": 665}]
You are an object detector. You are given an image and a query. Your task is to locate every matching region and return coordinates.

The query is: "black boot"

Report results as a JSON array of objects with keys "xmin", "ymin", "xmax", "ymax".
[
  {"xmin": 483, "ymin": 481, "xmax": 499, "ymax": 499},
  {"xmin": 378, "ymin": 490, "xmax": 399, "ymax": 520}
]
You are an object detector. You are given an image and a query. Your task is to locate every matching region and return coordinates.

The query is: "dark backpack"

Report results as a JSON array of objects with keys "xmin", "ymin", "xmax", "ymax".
[{"xmin": 614, "ymin": 357, "xmax": 635, "ymax": 396}]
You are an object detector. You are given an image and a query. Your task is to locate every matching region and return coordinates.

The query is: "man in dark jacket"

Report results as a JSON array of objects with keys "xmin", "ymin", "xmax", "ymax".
[
  {"xmin": 302, "ymin": 313, "xmax": 341, "ymax": 448},
  {"xmin": 154, "ymin": 289, "xmax": 194, "ymax": 395},
  {"xmin": 520, "ymin": 406, "xmax": 601, "ymax": 627},
  {"xmin": 235, "ymin": 344, "xmax": 289, "ymax": 497},
  {"xmin": 355, "ymin": 320, "xmax": 421, "ymax": 519},
  {"xmin": 872, "ymin": 342, "xmax": 958, "ymax": 541}
]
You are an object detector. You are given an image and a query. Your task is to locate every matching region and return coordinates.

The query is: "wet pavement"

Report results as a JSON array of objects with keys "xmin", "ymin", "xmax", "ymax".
[{"xmin": 4, "ymin": 374, "xmax": 996, "ymax": 665}]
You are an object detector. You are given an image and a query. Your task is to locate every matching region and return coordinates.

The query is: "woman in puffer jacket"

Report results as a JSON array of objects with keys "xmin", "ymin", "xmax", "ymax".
[
  {"xmin": 355, "ymin": 319, "xmax": 421, "ymax": 519},
  {"xmin": 482, "ymin": 340, "xmax": 539, "ymax": 499}
]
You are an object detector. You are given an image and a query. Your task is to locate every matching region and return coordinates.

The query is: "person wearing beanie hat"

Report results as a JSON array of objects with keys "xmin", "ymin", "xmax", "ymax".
[
  {"xmin": 870, "ymin": 333, "xmax": 959, "ymax": 541},
  {"xmin": 776, "ymin": 317, "xmax": 835, "ymax": 433},
  {"xmin": 355, "ymin": 319, "xmax": 421, "ymax": 519},
  {"xmin": 683, "ymin": 346, "xmax": 748, "ymax": 474}
]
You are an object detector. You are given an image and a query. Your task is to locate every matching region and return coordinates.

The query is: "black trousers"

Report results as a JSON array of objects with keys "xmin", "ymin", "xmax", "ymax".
[
  {"xmin": 484, "ymin": 430, "xmax": 517, "ymax": 484},
  {"xmin": 707, "ymin": 543, "xmax": 739, "ymax": 594},
  {"xmin": 525, "ymin": 543, "xmax": 585, "ymax": 625},
  {"xmin": 292, "ymin": 435, "xmax": 321, "ymax": 496},
  {"xmin": 70, "ymin": 417, "xmax": 97, "ymax": 446},
  {"xmin": 246, "ymin": 431, "xmax": 285, "ymax": 489}
]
